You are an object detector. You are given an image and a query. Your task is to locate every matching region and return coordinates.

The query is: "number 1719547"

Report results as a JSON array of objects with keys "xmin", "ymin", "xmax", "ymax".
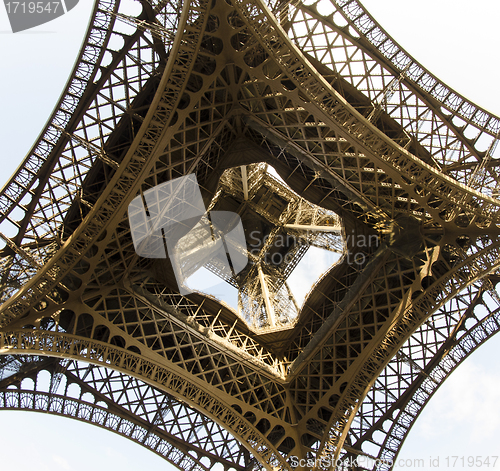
[{"xmin": 5, "ymin": 2, "xmax": 62, "ymax": 14}]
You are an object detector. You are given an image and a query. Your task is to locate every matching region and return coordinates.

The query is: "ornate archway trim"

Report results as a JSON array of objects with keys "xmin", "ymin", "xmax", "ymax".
[
  {"xmin": 0, "ymin": 391, "xmax": 211, "ymax": 471},
  {"xmin": 375, "ymin": 289, "xmax": 500, "ymax": 468},
  {"xmin": 0, "ymin": 330, "xmax": 289, "ymax": 470},
  {"xmin": 0, "ymin": 356, "xmax": 252, "ymax": 471}
]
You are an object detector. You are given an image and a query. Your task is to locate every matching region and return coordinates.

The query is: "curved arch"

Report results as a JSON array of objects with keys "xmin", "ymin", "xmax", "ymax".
[
  {"xmin": 0, "ymin": 330, "xmax": 289, "ymax": 470},
  {"xmin": 344, "ymin": 277, "xmax": 500, "ymax": 469},
  {"xmin": 383, "ymin": 301, "xmax": 500, "ymax": 466},
  {"xmin": 0, "ymin": 355, "xmax": 251, "ymax": 471},
  {"xmin": 309, "ymin": 254, "xmax": 500, "ymax": 465},
  {"xmin": 287, "ymin": 1, "xmax": 500, "ymax": 194},
  {"xmin": 0, "ymin": 0, "xmax": 119, "ymax": 224},
  {"xmin": 331, "ymin": 0, "xmax": 500, "ymax": 134}
]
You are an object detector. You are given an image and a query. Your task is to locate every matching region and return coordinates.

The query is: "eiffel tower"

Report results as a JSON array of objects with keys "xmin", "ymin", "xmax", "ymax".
[{"xmin": 1, "ymin": 0, "xmax": 500, "ymax": 470}]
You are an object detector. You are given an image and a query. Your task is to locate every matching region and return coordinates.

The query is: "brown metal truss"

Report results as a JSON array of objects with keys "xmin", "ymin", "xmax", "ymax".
[
  {"xmin": 1, "ymin": 0, "xmax": 499, "ymax": 469},
  {"xmin": 0, "ymin": 355, "xmax": 254, "ymax": 470}
]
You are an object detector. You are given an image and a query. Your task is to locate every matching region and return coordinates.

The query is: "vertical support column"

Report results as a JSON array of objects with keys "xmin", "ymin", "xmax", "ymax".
[
  {"xmin": 241, "ymin": 166, "xmax": 249, "ymax": 201},
  {"xmin": 258, "ymin": 264, "xmax": 276, "ymax": 327}
]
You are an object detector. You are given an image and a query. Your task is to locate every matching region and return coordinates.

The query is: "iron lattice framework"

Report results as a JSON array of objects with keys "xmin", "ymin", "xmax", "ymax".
[{"xmin": 1, "ymin": 0, "xmax": 500, "ymax": 469}]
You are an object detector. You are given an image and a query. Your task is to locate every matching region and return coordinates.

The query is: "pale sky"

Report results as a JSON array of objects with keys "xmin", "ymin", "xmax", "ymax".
[{"xmin": 0, "ymin": 1, "xmax": 499, "ymax": 470}]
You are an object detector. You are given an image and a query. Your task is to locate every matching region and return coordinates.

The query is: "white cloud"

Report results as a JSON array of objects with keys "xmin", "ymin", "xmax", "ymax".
[{"xmin": 52, "ymin": 455, "xmax": 73, "ymax": 471}]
